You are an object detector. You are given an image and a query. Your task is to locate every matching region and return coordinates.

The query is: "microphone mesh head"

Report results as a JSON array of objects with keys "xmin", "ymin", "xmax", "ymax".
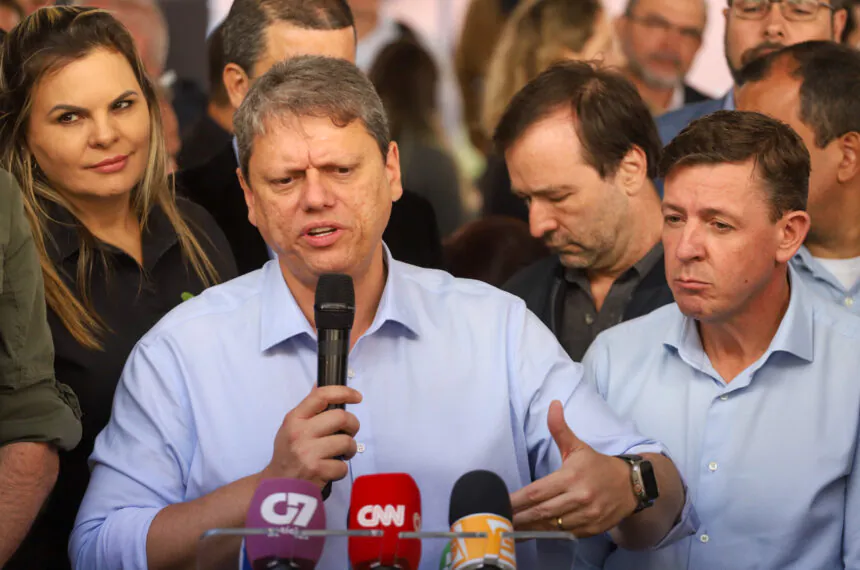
[
  {"xmin": 314, "ymin": 273, "xmax": 355, "ymax": 330},
  {"xmin": 245, "ymin": 479, "xmax": 326, "ymax": 569},
  {"xmin": 448, "ymin": 470, "xmax": 513, "ymax": 524}
]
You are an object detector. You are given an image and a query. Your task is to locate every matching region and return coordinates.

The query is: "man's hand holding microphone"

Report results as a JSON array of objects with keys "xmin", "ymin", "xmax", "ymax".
[
  {"xmin": 261, "ymin": 385, "xmax": 361, "ymax": 489},
  {"xmin": 263, "ymin": 273, "xmax": 360, "ymax": 492}
]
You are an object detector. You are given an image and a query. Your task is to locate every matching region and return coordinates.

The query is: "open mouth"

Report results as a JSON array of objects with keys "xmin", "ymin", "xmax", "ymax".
[{"xmin": 307, "ymin": 227, "xmax": 337, "ymax": 237}]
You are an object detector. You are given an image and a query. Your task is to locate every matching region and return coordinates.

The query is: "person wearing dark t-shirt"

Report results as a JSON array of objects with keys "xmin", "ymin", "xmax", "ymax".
[{"xmin": 0, "ymin": 9, "xmax": 237, "ymax": 569}]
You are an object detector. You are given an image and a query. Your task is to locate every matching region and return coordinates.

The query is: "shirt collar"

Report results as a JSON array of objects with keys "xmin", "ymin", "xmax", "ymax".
[
  {"xmin": 722, "ymin": 89, "xmax": 736, "ymax": 111},
  {"xmin": 665, "ymin": 265, "xmax": 814, "ymax": 371},
  {"xmin": 668, "ymin": 84, "xmax": 685, "ymax": 112},
  {"xmin": 43, "ymin": 200, "xmax": 178, "ymax": 270},
  {"xmin": 564, "ymin": 242, "xmax": 663, "ymax": 285},
  {"xmin": 791, "ymin": 245, "xmax": 845, "ymax": 291},
  {"xmin": 356, "ymin": 17, "xmax": 401, "ymax": 72},
  {"xmin": 259, "ymin": 244, "xmax": 421, "ymax": 352}
]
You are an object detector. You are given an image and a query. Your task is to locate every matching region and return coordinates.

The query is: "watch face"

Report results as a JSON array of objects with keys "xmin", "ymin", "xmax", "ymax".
[{"xmin": 640, "ymin": 461, "xmax": 659, "ymax": 500}]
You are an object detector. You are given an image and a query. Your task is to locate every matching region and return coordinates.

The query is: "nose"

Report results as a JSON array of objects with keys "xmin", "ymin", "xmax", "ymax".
[
  {"xmin": 528, "ymin": 199, "xmax": 558, "ymax": 240},
  {"xmin": 673, "ymin": 222, "xmax": 706, "ymax": 263},
  {"xmin": 661, "ymin": 24, "xmax": 686, "ymax": 47},
  {"xmin": 88, "ymin": 113, "xmax": 120, "ymax": 148},
  {"xmin": 299, "ymin": 168, "xmax": 336, "ymax": 211},
  {"xmin": 762, "ymin": 2, "xmax": 787, "ymax": 40}
]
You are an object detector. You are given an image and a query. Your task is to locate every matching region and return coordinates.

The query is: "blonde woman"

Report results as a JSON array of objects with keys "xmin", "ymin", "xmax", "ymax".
[
  {"xmin": 479, "ymin": 0, "xmax": 624, "ymax": 220},
  {"xmin": 0, "ymin": 7, "xmax": 236, "ymax": 568}
]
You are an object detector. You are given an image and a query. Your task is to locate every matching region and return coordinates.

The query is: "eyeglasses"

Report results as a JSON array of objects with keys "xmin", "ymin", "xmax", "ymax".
[
  {"xmin": 730, "ymin": 0, "xmax": 835, "ymax": 22},
  {"xmin": 626, "ymin": 14, "xmax": 704, "ymax": 42}
]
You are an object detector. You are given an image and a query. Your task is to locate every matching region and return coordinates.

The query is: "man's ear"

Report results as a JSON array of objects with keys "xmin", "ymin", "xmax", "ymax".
[
  {"xmin": 615, "ymin": 144, "xmax": 649, "ymax": 197},
  {"xmin": 833, "ymin": 7, "xmax": 848, "ymax": 43},
  {"xmin": 775, "ymin": 210, "xmax": 811, "ymax": 264},
  {"xmin": 237, "ymin": 166, "xmax": 258, "ymax": 228},
  {"xmin": 385, "ymin": 141, "xmax": 403, "ymax": 202},
  {"xmin": 224, "ymin": 63, "xmax": 252, "ymax": 112},
  {"xmin": 835, "ymin": 132, "xmax": 860, "ymax": 185}
]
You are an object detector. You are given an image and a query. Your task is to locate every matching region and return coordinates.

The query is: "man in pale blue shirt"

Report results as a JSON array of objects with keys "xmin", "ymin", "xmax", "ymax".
[
  {"xmin": 70, "ymin": 56, "xmax": 692, "ymax": 570},
  {"xmin": 576, "ymin": 109, "xmax": 860, "ymax": 570},
  {"xmin": 737, "ymin": 41, "xmax": 860, "ymax": 314},
  {"xmin": 656, "ymin": 0, "xmax": 848, "ymax": 146}
]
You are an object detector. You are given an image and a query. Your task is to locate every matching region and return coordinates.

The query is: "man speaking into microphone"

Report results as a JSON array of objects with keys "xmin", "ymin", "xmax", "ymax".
[{"xmin": 70, "ymin": 56, "xmax": 693, "ymax": 570}]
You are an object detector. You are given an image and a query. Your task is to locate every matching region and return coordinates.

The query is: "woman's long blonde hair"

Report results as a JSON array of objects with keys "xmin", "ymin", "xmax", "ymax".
[
  {"xmin": 482, "ymin": 0, "xmax": 604, "ymax": 137},
  {"xmin": 0, "ymin": 6, "xmax": 220, "ymax": 350}
]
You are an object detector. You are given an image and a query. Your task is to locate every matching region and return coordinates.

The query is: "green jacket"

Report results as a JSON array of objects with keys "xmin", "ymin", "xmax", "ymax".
[{"xmin": 0, "ymin": 169, "xmax": 81, "ymax": 450}]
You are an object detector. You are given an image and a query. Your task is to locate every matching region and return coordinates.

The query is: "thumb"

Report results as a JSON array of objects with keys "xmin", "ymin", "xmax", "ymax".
[{"xmin": 547, "ymin": 400, "xmax": 587, "ymax": 460}]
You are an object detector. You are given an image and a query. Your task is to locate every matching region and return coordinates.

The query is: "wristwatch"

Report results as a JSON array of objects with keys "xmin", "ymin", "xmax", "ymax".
[{"xmin": 615, "ymin": 454, "xmax": 659, "ymax": 513}]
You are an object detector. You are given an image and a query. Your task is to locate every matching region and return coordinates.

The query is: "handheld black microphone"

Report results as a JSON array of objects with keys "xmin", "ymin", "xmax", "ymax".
[
  {"xmin": 314, "ymin": 273, "xmax": 355, "ymax": 500},
  {"xmin": 314, "ymin": 273, "xmax": 355, "ymax": 410}
]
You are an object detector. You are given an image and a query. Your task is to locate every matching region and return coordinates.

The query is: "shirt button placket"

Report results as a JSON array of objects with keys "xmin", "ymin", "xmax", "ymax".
[{"xmin": 346, "ymin": 364, "xmax": 374, "ymax": 478}]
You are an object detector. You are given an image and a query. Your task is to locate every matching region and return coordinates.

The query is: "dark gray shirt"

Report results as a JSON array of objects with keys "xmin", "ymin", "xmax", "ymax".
[{"xmin": 560, "ymin": 244, "xmax": 664, "ymax": 361}]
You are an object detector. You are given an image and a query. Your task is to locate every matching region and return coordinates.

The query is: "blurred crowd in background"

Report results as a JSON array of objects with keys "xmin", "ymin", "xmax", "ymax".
[{"xmin": 8, "ymin": 0, "xmax": 850, "ymax": 288}]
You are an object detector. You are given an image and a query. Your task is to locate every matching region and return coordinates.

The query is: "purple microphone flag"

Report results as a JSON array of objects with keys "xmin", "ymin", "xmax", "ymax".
[{"xmin": 245, "ymin": 478, "xmax": 327, "ymax": 570}]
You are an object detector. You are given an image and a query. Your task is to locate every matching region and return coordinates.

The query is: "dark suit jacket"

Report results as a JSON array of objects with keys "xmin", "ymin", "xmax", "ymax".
[
  {"xmin": 657, "ymin": 92, "xmax": 731, "ymax": 145},
  {"xmin": 683, "ymin": 83, "xmax": 710, "ymax": 105},
  {"xmin": 503, "ymin": 253, "xmax": 674, "ymax": 347},
  {"xmin": 178, "ymin": 113, "xmax": 232, "ymax": 171},
  {"xmin": 176, "ymin": 143, "xmax": 443, "ymax": 276}
]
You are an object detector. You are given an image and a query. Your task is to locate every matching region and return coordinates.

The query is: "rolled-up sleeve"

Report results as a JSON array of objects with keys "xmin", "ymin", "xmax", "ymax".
[
  {"xmin": 70, "ymin": 336, "xmax": 195, "ymax": 569},
  {"xmin": 0, "ymin": 172, "xmax": 81, "ymax": 450}
]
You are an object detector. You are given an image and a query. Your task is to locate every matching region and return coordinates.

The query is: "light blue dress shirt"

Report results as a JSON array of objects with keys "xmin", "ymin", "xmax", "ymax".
[
  {"xmin": 69, "ymin": 251, "xmax": 694, "ymax": 570},
  {"xmin": 792, "ymin": 246, "xmax": 860, "ymax": 315},
  {"xmin": 576, "ymin": 268, "xmax": 860, "ymax": 570},
  {"xmin": 722, "ymin": 89, "xmax": 736, "ymax": 111}
]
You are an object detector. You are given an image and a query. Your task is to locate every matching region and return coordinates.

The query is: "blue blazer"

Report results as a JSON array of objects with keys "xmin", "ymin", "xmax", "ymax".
[
  {"xmin": 653, "ymin": 92, "xmax": 734, "ymax": 196},
  {"xmin": 656, "ymin": 92, "xmax": 733, "ymax": 145}
]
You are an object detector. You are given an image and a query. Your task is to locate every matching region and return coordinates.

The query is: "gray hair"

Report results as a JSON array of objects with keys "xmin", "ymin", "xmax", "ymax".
[{"xmin": 234, "ymin": 55, "xmax": 390, "ymax": 179}]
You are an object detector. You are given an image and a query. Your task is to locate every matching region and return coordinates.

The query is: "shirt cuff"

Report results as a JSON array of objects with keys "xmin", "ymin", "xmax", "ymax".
[
  {"xmin": 70, "ymin": 505, "xmax": 160, "ymax": 570},
  {"xmin": 0, "ymin": 379, "xmax": 82, "ymax": 450},
  {"xmin": 627, "ymin": 443, "xmax": 699, "ymax": 550},
  {"xmin": 650, "ymin": 487, "xmax": 699, "ymax": 550}
]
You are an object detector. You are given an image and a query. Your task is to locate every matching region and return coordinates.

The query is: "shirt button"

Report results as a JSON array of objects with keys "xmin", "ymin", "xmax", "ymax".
[
  {"xmin": 700, "ymin": 534, "xmax": 710, "ymax": 543},
  {"xmin": 584, "ymin": 313, "xmax": 595, "ymax": 325},
  {"xmin": 719, "ymin": 395, "xmax": 729, "ymax": 401},
  {"xmin": 708, "ymin": 462, "xmax": 718, "ymax": 472},
  {"xmin": 845, "ymin": 297, "xmax": 854, "ymax": 308},
  {"xmin": 356, "ymin": 443, "xmax": 366, "ymax": 453},
  {"xmin": 347, "ymin": 369, "xmax": 356, "ymax": 379}
]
